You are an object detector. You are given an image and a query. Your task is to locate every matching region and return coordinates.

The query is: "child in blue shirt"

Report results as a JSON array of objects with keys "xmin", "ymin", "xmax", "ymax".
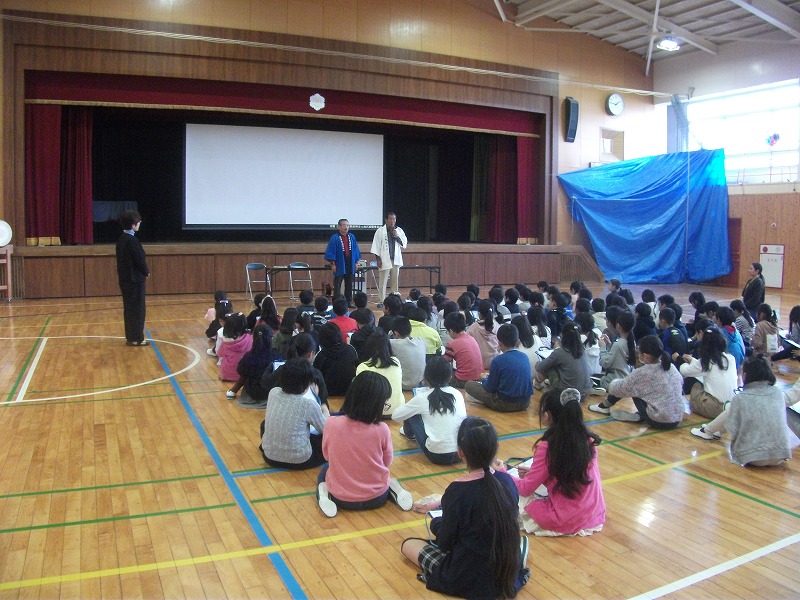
[{"xmin": 464, "ymin": 324, "xmax": 533, "ymax": 412}]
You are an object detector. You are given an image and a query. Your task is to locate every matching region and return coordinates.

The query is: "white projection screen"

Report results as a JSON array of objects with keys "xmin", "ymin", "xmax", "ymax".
[{"xmin": 184, "ymin": 124, "xmax": 385, "ymax": 229}]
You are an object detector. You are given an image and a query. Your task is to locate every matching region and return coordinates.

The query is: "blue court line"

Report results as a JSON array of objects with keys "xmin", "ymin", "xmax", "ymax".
[{"xmin": 148, "ymin": 332, "xmax": 307, "ymax": 599}]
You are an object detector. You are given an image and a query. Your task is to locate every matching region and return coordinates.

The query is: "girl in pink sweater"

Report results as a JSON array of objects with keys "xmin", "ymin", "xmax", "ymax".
[
  {"xmin": 510, "ymin": 387, "xmax": 606, "ymax": 536},
  {"xmin": 316, "ymin": 371, "xmax": 413, "ymax": 518},
  {"xmin": 217, "ymin": 313, "xmax": 253, "ymax": 382}
]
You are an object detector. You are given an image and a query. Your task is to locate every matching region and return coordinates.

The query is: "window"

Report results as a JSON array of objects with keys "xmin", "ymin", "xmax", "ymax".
[{"xmin": 686, "ymin": 79, "xmax": 799, "ymax": 184}]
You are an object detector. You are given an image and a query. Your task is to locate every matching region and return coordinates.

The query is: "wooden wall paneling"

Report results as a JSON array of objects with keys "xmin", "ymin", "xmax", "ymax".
[
  {"xmin": 10, "ymin": 256, "xmax": 24, "ymax": 298},
  {"xmin": 212, "ymin": 252, "xmax": 280, "ymax": 295},
  {"xmin": 12, "ymin": 244, "xmax": 603, "ymax": 298},
  {"xmin": 22, "ymin": 256, "xmax": 85, "ymax": 298},
  {"xmin": 485, "ymin": 252, "xmax": 561, "ymax": 286},
  {"xmin": 396, "ymin": 252, "xmax": 437, "ymax": 291},
  {"xmin": 84, "ymin": 256, "xmax": 119, "ymax": 297},
  {"xmin": 148, "ymin": 255, "xmax": 214, "ymax": 294},
  {"xmin": 560, "ymin": 251, "xmax": 602, "ymax": 283},
  {"xmin": 213, "ymin": 254, "xmax": 249, "ymax": 295},
  {"xmin": 728, "ymin": 192, "xmax": 800, "ymax": 290},
  {"xmin": 438, "ymin": 252, "xmax": 485, "ymax": 287}
]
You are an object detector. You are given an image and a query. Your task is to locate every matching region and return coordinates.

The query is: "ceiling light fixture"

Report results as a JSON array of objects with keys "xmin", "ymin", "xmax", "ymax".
[{"xmin": 656, "ymin": 35, "xmax": 680, "ymax": 52}]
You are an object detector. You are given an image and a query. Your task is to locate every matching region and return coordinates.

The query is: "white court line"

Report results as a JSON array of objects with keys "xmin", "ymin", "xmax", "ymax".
[
  {"xmin": 14, "ymin": 337, "xmax": 47, "ymax": 402},
  {"xmin": 1, "ymin": 336, "xmax": 201, "ymax": 403},
  {"xmin": 630, "ymin": 532, "xmax": 800, "ymax": 600}
]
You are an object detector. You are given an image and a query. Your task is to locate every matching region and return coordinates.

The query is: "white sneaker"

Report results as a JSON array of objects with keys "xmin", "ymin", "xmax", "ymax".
[
  {"xmin": 691, "ymin": 426, "xmax": 721, "ymax": 441},
  {"xmin": 317, "ymin": 482, "xmax": 337, "ymax": 517},
  {"xmin": 590, "ymin": 386, "xmax": 607, "ymax": 396},
  {"xmin": 226, "ymin": 390, "xmax": 236, "ymax": 399},
  {"xmin": 398, "ymin": 426, "xmax": 416, "ymax": 440},
  {"xmin": 388, "ymin": 478, "xmax": 413, "ymax": 511},
  {"xmin": 588, "ymin": 403, "xmax": 610, "ymax": 414},
  {"xmin": 206, "ymin": 348, "xmax": 217, "ymax": 357}
]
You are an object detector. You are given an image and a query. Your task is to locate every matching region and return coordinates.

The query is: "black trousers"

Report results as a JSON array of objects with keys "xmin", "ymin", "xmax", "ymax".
[
  {"xmin": 333, "ymin": 272, "xmax": 354, "ymax": 302},
  {"xmin": 120, "ymin": 281, "xmax": 146, "ymax": 343}
]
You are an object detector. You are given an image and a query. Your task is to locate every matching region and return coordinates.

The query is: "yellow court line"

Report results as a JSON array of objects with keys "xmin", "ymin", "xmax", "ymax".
[
  {"xmin": 0, "ymin": 451, "xmax": 725, "ymax": 592},
  {"xmin": 0, "ymin": 519, "xmax": 425, "ymax": 591},
  {"xmin": 603, "ymin": 450, "xmax": 724, "ymax": 485}
]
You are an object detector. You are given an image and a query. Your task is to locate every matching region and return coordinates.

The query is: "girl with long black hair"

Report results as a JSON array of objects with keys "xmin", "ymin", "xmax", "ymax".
[
  {"xmin": 511, "ymin": 388, "xmax": 605, "ymax": 535},
  {"xmin": 679, "ymin": 326, "xmax": 737, "ymax": 419},
  {"xmin": 401, "ymin": 417, "xmax": 530, "ymax": 599},
  {"xmin": 392, "ymin": 357, "xmax": 467, "ymax": 465}
]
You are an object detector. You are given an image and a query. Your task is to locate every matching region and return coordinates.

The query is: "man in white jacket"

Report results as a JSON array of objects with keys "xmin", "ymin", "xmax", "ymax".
[{"xmin": 371, "ymin": 212, "xmax": 407, "ymax": 306}]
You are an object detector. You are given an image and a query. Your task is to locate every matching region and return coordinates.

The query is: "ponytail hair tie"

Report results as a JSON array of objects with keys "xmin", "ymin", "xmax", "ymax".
[{"xmin": 560, "ymin": 388, "xmax": 581, "ymax": 406}]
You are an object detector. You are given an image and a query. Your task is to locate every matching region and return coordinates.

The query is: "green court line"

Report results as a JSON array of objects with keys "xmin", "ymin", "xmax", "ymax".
[
  {"xmin": 0, "ymin": 473, "xmax": 220, "ymax": 500},
  {"xmin": 3, "ymin": 317, "xmax": 51, "ymax": 403},
  {"xmin": 606, "ymin": 421, "xmax": 698, "ymax": 443},
  {"xmin": 399, "ymin": 467, "xmax": 464, "ymax": 481},
  {"xmin": 607, "ymin": 440, "xmax": 800, "ymax": 519},
  {"xmin": 252, "ymin": 491, "xmax": 314, "ymax": 504},
  {"xmin": 251, "ymin": 469, "xmax": 466, "ymax": 504},
  {"xmin": 242, "ymin": 420, "xmax": 692, "ymax": 504},
  {"xmin": 0, "ymin": 502, "xmax": 236, "ymax": 534},
  {"xmin": 606, "ymin": 440, "xmax": 667, "ymax": 464},
  {"xmin": 676, "ymin": 469, "xmax": 800, "ymax": 519}
]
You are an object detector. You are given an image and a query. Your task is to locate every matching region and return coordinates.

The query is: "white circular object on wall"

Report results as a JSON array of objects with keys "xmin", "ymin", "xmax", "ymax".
[{"xmin": 0, "ymin": 221, "xmax": 12, "ymax": 247}]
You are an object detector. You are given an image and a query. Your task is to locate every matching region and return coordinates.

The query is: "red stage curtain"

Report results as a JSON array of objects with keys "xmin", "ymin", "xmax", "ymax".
[
  {"xmin": 60, "ymin": 107, "xmax": 94, "ymax": 244},
  {"xmin": 516, "ymin": 136, "xmax": 537, "ymax": 240},
  {"xmin": 26, "ymin": 71, "xmax": 541, "ymax": 136},
  {"xmin": 25, "ymin": 105, "xmax": 62, "ymax": 246},
  {"xmin": 485, "ymin": 136, "xmax": 518, "ymax": 243}
]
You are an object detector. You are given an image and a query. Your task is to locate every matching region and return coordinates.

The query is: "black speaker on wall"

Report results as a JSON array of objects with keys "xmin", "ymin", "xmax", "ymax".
[{"xmin": 564, "ymin": 97, "xmax": 579, "ymax": 143}]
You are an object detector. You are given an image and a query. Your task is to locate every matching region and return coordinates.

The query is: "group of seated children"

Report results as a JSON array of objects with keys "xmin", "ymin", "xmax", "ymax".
[
  {"xmin": 207, "ymin": 282, "xmax": 795, "ymax": 529},
  {"xmin": 200, "ymin": 278, "xmax": 800, "ymax": 599}
]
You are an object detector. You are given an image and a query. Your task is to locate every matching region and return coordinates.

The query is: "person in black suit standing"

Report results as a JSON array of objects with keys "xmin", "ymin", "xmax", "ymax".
[{"xmin": 116, "ymin": 210, "xmax": 150, "ymax": 346}]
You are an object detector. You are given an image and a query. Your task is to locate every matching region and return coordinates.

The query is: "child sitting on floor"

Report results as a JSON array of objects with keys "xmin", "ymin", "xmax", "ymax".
[
  {"xmin": 355, "ymin": 330, "xmax": 405, "ymax": 416},
  {"xmin": 217, "ymin": 313, "xmax": 252, "ymax": 383},
  {"xmin": 245, "ymin": 293, "xmax": 264, "ymax": 331},
  {"xmin": 692, "ymin": 356, "xmax": 793, "ymax": 467},
  {"xmin": 509, "ymin": 388, "xmax": 605, "ymax": 536},
  {"xmin": 442, "ymin": 312, "xmax": 484, "ymax": 388},
  {"xmin": 392, "ymin": 357, "xmax": 467, "ymax": 465},
  {"xmin": 400, "ymin": 417, "xmax": 530, "ymax": 600},
  {"xmin": 752, "ymin": 303, "xmax": 780, "ymax": 359},
  {"xmin": 205, "ymin": 290, "xmax": 232, "ymax": 357},
  {"xmin": 316, "ymin": 371, "xmax": 413, "ymax": 517}
]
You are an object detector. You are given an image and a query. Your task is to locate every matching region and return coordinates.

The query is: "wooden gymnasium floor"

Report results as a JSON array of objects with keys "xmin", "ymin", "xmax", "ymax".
[{"xmin": 0, "ymin": 282, "xmax": 799, "ymax": 600}]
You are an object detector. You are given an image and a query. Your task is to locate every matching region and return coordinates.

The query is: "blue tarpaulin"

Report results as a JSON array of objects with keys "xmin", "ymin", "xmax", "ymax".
[{"xmin": 557, "ymin": 149, "xmax": 731, "ymax": 284}]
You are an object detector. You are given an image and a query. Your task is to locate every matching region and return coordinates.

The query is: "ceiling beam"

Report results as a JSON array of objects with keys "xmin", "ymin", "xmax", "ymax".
[
  {"xmin": 725, "ymin": 0, "xmax": 800, "ymax": 38},
  {"xmin": 514, "ymin": 0, "xmax": 581, "ymax": 26},
  {"xmin": 595, "ymin": 0, "xmax": 719, "ymax": 54}
]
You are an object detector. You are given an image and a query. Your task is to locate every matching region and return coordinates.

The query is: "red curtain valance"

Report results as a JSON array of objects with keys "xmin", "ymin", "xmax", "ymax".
[{"xmin": 25, "ymin": 71, "xmax": 541, "ymax": 137}]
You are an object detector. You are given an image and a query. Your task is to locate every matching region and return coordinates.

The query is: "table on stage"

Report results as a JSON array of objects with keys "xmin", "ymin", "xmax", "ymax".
[{"xmin": 354, "ymin": 265, "xmax": 441, "ymax": 297}]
